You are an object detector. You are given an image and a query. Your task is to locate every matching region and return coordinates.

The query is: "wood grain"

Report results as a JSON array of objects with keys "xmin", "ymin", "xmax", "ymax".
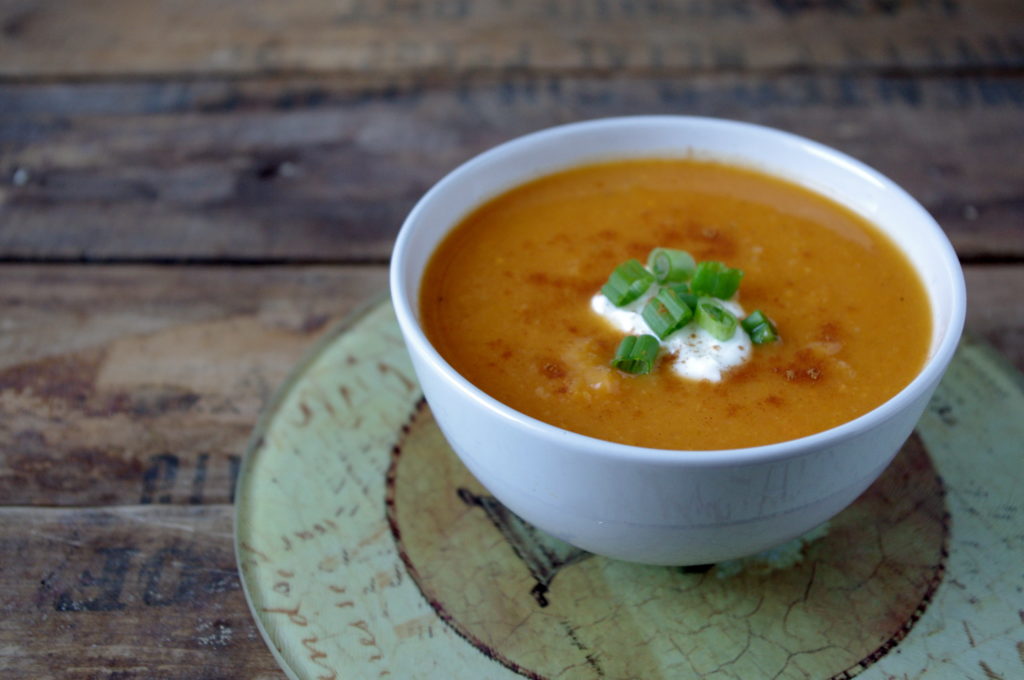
[
  {"xmin": 964, "ymin": 264, "xmax": 1024, "ymax": 371},
  {"xmin": 0, "ymin": 265, "xmax": 386, "ymax": 507},
  {"xmin": 0, "ymin": 504, "xmax": 284, "ymax": 679},
  {"xmin": 0, "ymin": 0, "xmax": 1021, "ymax": 79},
  {"xmin": 3, "ymin": 74, "xmax": 1022, "ymax": 262},
  {"xmin": 0, "ymin": 264, "xmax": 1019, "ymax": 510}
]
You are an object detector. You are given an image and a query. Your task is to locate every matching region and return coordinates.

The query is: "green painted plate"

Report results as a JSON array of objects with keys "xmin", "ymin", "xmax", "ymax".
[{"xmin": 235, "ymin": 297, "xmax": 1024, "ymax": 680}]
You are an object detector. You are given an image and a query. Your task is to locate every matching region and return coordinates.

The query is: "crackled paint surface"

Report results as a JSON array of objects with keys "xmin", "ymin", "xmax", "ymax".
[
  {"xmin": 390, "ymin": 404, "xmax": 946, "ymax": 679},
  {"xmin": 235, "ymin": 301, "xmax": 1024, "ymax": 680}
]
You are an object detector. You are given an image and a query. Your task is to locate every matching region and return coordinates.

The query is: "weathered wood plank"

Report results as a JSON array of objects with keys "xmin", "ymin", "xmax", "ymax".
[
  {"xmin": 0, "ymin": 265, "xmax": 386, "ymax": 507},
  {"xmin": 2, "ymin": 74, "xmax": 1023, "ymax": 261},
  {"xmin": 0, "ymin": 0, "xmax": 1020, "ymax": 78},
  {"xmin": 0, "ymin": 263, "xmax": 1019, "ymax": 509},
  {"xmin": 964, "ymin": 265, "xmax": 1024, "ymax": 372},
  {"xmin": 0, "ymin": 505, "xmax": 284, "ymax": 679}
]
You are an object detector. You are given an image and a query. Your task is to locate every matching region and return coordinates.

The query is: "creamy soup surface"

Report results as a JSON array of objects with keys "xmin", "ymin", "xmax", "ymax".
[{"xmin": 420, "ymin": 159, "xmax": 932, "ymax": 450}]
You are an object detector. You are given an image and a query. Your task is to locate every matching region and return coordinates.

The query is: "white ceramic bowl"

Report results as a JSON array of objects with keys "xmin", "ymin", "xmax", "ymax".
[{"xmin": 390, "ymin": 116, "xmax": 965, "ymax": 565}]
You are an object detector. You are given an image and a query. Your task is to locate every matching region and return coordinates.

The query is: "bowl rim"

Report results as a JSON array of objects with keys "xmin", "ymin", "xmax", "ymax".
[{"xmin": 389, "ymin": 115, "xmax": 966, "ymax": 468}]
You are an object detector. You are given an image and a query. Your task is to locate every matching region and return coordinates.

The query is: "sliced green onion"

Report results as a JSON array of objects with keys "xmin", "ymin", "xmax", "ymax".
[
  {"xmin": 696, "ymin": 300, "xmax": 738, "ymax": 341},
  {"xmin": 641, "ymin": 288, "xmax": 694, "ymax": 340},
  {"xmin": 690, "ymin": 261, "xmax": 744, "ymax": 299},
  {"xmin": 666, "ymin": 283, "xmax": 699, "ymax": 312},
  {"xmin": 647, "ymin": 248, "xmax": 696, "ymax": 283},
  {"xmin": 741, "ymin": 310, "xmax": 779, "ymax": 344},
  {"xmin": 601, "ymin": 259, "xmax": 655, "ymax": 306},
  {"xmin": 611, "ymin": 335, "xmax": 660, "ymax": 374}
]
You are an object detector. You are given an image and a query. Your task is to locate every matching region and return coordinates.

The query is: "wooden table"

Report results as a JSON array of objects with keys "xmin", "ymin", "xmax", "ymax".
[{"xmin": 1, "ymin": 2, "xmax": 1022, "ymax": 678}]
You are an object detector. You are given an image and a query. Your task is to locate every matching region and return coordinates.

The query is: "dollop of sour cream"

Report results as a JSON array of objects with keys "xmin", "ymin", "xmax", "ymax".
[{"xmin": 591, "ymin": 289, "xmax": 751, "ymax": 382}]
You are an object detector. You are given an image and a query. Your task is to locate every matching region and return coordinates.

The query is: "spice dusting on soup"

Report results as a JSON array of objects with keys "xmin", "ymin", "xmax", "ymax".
[{"xmin": 420, "ymin": 159, "xmax": 931, "ymax": 450}]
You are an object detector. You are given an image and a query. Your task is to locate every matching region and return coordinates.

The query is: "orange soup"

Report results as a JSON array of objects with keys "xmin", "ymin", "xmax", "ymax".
[{"xmin": 420, "ymin": 159, "xmax": 931, "ymax": 449}]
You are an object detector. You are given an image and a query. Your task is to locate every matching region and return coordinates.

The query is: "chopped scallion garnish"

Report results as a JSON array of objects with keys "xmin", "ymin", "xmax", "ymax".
[
  {"xmin": 741, "ymin": 310, "xmax": 779, "ymax": 344},
  {"xmin": 641, "ymin": 288, "xmax": 694, "ymax": 340},
  {"xmin": 647, "ymin": 248, "xmax": 696, "ymax": 284},
  {"xmin": 690, "ymin": 261, "xmax": 744, "ymax": 299},
  {"xmin": 665, "ymin": 283, "xmax": 699, "ymax": 312},
  {"xmin": 611, "ymin": 335, "xmax": 660, "ymax": 374},
  {"xmin": 597, "ymin": 248, "xmax": 778, "ymax": 373},
  {"xmin": 601, "ymin": 259, "xmax": 655, "ymax": 306},
  {"xmin": 696, "ymin": 300, "xmax": 738, "ymax": 341}
]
